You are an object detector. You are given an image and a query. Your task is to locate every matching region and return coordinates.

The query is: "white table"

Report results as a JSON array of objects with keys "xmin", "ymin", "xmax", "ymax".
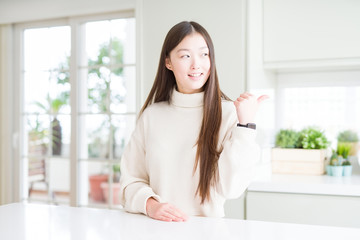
[
  {"xmin": 0, "ymin": 203, "xmax": 359, "ymax": 240},
  {"xmin": 249, "ymin": 173, "xmax": 360, "ymax": 196}
]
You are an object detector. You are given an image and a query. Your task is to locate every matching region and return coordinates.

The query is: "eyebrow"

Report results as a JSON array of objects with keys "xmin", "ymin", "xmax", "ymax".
[{"xmin": 176, "ymin": 46, "xmax": 209, "ymax": 53}]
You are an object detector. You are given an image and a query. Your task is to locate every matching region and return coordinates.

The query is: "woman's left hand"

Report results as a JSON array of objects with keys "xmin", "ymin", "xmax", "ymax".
[{"xmin": 233, "ymin": 93, "xmax": 269, "ymax": 125}]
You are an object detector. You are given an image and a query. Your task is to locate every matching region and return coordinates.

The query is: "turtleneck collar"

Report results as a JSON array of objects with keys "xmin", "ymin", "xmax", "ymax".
[{"xmin": 170, "ymin": 88, "xmax": 204, "ymax": 108}]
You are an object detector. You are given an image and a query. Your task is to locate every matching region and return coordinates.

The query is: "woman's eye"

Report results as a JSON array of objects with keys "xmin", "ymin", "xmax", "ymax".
[
  {"xmin": 202, "ymin": 53, "xmax": 209, "ymax": 57},
  {"xmin": 181, "ymin": 55, "xmax": 190, "ymax": 58}
]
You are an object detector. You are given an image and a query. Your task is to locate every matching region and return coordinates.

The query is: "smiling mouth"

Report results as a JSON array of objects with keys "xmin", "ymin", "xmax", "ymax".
[{"xmin": 188, "ymin": 73, "xmax": 202, "ymax": 77}]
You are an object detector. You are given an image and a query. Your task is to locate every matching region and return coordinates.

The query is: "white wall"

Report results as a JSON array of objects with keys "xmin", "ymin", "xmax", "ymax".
[
  {"xmin": 263, "ymin": 0, "xmax": 360, "ymax": 63},
  {"xmin": 139, "ymin": 0, "xmax": 247, "ymax": 101},
  {"xmin": 0, "ymin": 0, "xmax": 135, "ymax": 24},
  {"xmin": 0, "ymin": 25, "xmax": 14, "ymax": 204}
]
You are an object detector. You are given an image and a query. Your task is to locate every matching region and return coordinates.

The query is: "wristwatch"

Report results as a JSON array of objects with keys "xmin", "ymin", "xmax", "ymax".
[{"xmin": 237, "ymin": 123, "xmax": 256, "ymax": 130}]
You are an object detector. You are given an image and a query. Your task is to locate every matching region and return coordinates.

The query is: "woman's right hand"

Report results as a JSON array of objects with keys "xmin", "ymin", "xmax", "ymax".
[{"xmin": 146, "ymin": 197, "xmax": 188, "ymax": 222}]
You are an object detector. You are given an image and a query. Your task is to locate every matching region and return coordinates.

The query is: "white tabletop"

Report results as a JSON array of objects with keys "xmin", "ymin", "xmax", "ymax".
[
  {"xmin": 249, "ymin": 174, "xmax": 360, "ymax": 197},
  {"xmin": 0, "ymin": 203, "xmax": 359, "ymax": 240}
]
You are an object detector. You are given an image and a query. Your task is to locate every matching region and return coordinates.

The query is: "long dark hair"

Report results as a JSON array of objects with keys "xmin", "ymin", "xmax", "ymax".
[{"xmin": 140, "ymin": 21, "xmax": 230, "ymax": 203}]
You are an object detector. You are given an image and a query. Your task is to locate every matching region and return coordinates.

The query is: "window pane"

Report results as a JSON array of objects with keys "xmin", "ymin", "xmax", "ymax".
[
  {"xmin": 25, "ymin": 115, "xmax": 49, "ymax": 157},
  {"xmin": 110, "ymin": 66, "xmax": 136, "ymax": 113},
  {"xmin": 280, "ymin": 86, "xmax": 360, "ymax": 148},
  {"xmin": 49, "ymin": 69, "xmax": 71, "ymax": 115},
  {"xmin": 85, "ymin": 21, "xmax": 111, "ymax": 66},
  {"xmin": 24, "ymin": 26, "xmax": 70, "ymax": 71},
  {"xmin": 87, "ymin": 67, "xmax": 111, "ymax": 113},
  {"xmin": 51, "ymin": 115, "xmax": 70, "ymax": 157},
  {"xmin": 24, "ymin": 71, "xmax": 50, "ymax": 114},
  {"xmin": 110, "ymin": 18, "xmax": 136, "ymax": 65},
  {"xmin": 79, "ymin": 115, "xmax": 110, "ymax": 159},
  {"xmin": 79, "ymin": 161, "xmax": 109, "ymax": 205},
  {"xmin": 22, "ymin": 25, "xmax": 71, "ymax": 206}
]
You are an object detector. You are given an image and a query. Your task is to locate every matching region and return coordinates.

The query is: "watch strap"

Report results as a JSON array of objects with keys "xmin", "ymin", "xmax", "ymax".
[{"xmin": 237, "ymin": 123, "xmax": 256, "ymax": 130}]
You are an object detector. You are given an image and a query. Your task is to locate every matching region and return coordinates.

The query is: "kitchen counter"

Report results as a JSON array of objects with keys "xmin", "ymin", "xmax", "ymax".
[
  {"xmin": 0, "ymin": 203, "xmax": 359, "ymax": 240},
  {"xmin": 248, "ymin": 174, "xmax": 360, "ymax": 197}
]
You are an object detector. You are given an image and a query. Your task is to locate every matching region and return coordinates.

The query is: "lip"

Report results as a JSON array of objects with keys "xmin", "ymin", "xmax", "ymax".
[{"xmin": 188, "ymin": 73, "xmax": 203, "ymax": 78}]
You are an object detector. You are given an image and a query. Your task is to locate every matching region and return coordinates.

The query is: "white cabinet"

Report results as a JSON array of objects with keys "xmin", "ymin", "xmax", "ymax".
[
  {"xmin": 224, "ymin": 192, "xmax": 246, "ymax": 219},
  {"xmin": 246, "ymin": 191, "xmax": 360, "ymax": 228},
  {"xmin": 263, "ymin": 0, "xmax": 360, "ymax": 71}
]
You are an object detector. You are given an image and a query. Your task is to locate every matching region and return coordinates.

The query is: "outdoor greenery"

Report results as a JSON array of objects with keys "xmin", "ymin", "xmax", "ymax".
[
  {"xmin": 88, "ymin": 38, "xmax": 124, "ymax": 113},
  {"xmin": 30, "ymin": 37, "xmax": 126, "ymax": 158}
]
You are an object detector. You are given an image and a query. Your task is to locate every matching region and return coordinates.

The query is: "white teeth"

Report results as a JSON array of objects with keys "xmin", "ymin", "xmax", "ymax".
[{"xmin": 189, "ymin": 73, "xmax": 201, "ymax": 77}]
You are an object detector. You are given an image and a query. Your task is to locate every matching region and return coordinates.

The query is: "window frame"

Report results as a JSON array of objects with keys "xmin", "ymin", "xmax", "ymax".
[{"xmin": 14, "ymin": 11, "xmax": 137, "ymax": 207}]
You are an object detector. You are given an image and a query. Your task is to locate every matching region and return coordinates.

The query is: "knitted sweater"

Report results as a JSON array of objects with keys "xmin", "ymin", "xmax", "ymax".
[{"xmin": 119, "ymin": 89, "xmax": 260, "ymax": 217}]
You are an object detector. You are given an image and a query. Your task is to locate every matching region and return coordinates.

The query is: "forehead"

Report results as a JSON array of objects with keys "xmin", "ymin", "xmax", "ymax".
[{"xmin": 174, "ymin": 32, "xmax": 208, "ymax": 51}]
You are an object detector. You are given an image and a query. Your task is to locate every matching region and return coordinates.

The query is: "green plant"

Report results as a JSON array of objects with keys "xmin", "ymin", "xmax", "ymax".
[
  {"xmin": 329, "ymin": 150, "xmax": 340, "ymax": 166},
  {"xmin": 88, "ymin": 38, "xmax": 124, "ymax": 113},
  {"xmin": 337, "ymin": 130, "xmax": 359, "ymax": 143},
  {"xmin": 296, "ymin": 127, "xmax": 330, "ymax": 149},
  {"xmin": 275, "ymin": 129, "xmax": 299, "ymax": 148},
  {"xmin": 337, "ymin": 142, "xmax": 351, "ymax": 160},
  {"xmin": 342, "ymin": 160, "xmax": 351, "ymax": 166},
  {"xmin": 112, "ymin": 163, "xmax": 121, "ymax": 182}
]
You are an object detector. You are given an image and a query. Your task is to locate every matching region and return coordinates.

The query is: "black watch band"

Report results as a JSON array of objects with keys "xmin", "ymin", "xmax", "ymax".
[{"xmin": 237, "ymin": 123, "xmax": 256, "ymax": 130}]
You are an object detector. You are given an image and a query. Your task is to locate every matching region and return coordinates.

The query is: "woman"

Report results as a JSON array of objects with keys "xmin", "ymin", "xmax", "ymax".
[{"xmin": 119, "ymin": 21, "xmax": 268, "ymax": 222}]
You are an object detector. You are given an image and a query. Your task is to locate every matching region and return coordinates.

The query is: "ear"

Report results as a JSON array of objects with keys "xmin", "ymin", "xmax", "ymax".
[{"xmin": 165, "ymin": 58, "xmax": 172, "ymax": 70}]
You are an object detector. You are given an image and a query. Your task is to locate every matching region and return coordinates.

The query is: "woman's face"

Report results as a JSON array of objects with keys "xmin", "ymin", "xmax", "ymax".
[{"xmin": 166, "ymin": 33, "xmax": 211, "ymax": 94}]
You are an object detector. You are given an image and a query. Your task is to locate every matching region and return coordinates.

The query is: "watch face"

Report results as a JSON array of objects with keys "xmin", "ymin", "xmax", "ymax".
[{"xmin": 247, "ymin": 123, "xmax": 256, "ymax": 130}]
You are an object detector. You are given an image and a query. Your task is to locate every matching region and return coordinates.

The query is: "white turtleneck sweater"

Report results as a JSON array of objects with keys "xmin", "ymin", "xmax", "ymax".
[{"xmin": 119, "ymin": 89, "xmax": 260, "ymax": 217}]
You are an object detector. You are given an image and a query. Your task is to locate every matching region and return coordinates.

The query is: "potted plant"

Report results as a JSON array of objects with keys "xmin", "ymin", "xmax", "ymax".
[
  {"xmin": 338, "ymin": 142, "xmax": 352, "ymax": 177},
  {"xmin": 328, "ymin": 150, "xmax": 343, "ymax": 177},
  {"xmin": 89, "ymin": 173, "xmax": 108, "ymax": 202},
  {"xmin": 101, "ymin": 163, "xmax": 121, "ymax": 204},
  {"xmin": 337, "ymin": 130, "xmax": 359, "ymax": 156},
  {"xmin": 272, "ymin": 127, "xmax": 330, "ymax": 175},
  {"xmin": 275, "ymin": 129, "xmax": 299, "ymax": 148}
]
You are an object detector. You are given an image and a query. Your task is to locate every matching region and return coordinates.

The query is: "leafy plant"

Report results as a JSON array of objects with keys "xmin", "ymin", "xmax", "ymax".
[
  {"xmin": 342, "ymin": 160, "xmax": 351, "ymax": 166},
  {"xmin": 337, "ymin": 142, "xmax": 351, "ymax": 160},
  {"xmin": 337, "ymin": 130, "xmax": 359, "ymax": 143},
  {"xmin": 296, "ymin": 127, "xmax": 330, "ymax": 149},
  {"xmin": 88, "ymin": 38, "xmax": 125, "ymax": 113},
  {"xmin": 275, "ymin": 129, "xmax": 299, "ymax": 148}
]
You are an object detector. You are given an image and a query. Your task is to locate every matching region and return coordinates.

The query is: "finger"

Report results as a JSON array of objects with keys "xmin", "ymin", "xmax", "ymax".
[
  {"xmin": 243, "ymin": 92, "xmax": 254, "ymax": 97},
  {"xmin": 257, "ymin": 95, "xmax": 269, "ymax": 103},
  {"xmin": 157, "ymin": 216, "xmax": 173, "ymax": 222},
  {"xmin": 156, "ymin": 211, "xmax": 177, "ymax": 221},
  {"xmin": 239, "ymin": 94, "xmax": 250, "ymax": 100},
  {"xmin": 236, "ymin": 96, "xmax": 247, "ymax": 102},
  {"xmin": 167, "ymin": 207, "xmax": 188, "ymax": 221}
]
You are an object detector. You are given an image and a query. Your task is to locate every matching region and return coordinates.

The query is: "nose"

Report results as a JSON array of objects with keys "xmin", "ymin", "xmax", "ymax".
[{"xmin": 191, "ymin": 56, "xmax": 200, "ymax": 70}]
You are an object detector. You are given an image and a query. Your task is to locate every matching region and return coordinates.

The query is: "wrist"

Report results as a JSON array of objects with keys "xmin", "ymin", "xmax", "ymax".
[
  {"xmin": 237, "ymin": 123, "xmax": 256, "ymax": 130},
  {"xmin": 146, "ymin": 197, "xmax": 158, "ymax": 214}
]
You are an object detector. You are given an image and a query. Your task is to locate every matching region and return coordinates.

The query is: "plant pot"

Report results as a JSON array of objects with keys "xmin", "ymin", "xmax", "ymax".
[
  {"xmin": 89, "ymin": 174, "xmax": 108, "ymax": 202},
  {"xmin": 326, "ymin": 165, "xmax": 332, "ymax": 176},
  {"xmin": 271, "ymin": 148, "xmax": 327, "ymax": 175},
  {"xmin": 329, "ymin": 166, "xmax": 343, "ymax": 177},
  {"xmin": 343, "ymin": 165, "xmax": 352, "ymax": 177},
  {"xmin": 101, "ymin": 182, "xmax": 121, "ymax": 205}
]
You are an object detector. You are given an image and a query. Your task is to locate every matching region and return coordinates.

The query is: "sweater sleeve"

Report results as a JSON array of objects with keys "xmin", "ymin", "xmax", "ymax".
[
  {"xmin": 217, "ymin": 123, "xmax": 260, "ymax": 199},
  {"xmin": 119, "ymin": 114, "xmax": 162, "ymax": 215}
]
